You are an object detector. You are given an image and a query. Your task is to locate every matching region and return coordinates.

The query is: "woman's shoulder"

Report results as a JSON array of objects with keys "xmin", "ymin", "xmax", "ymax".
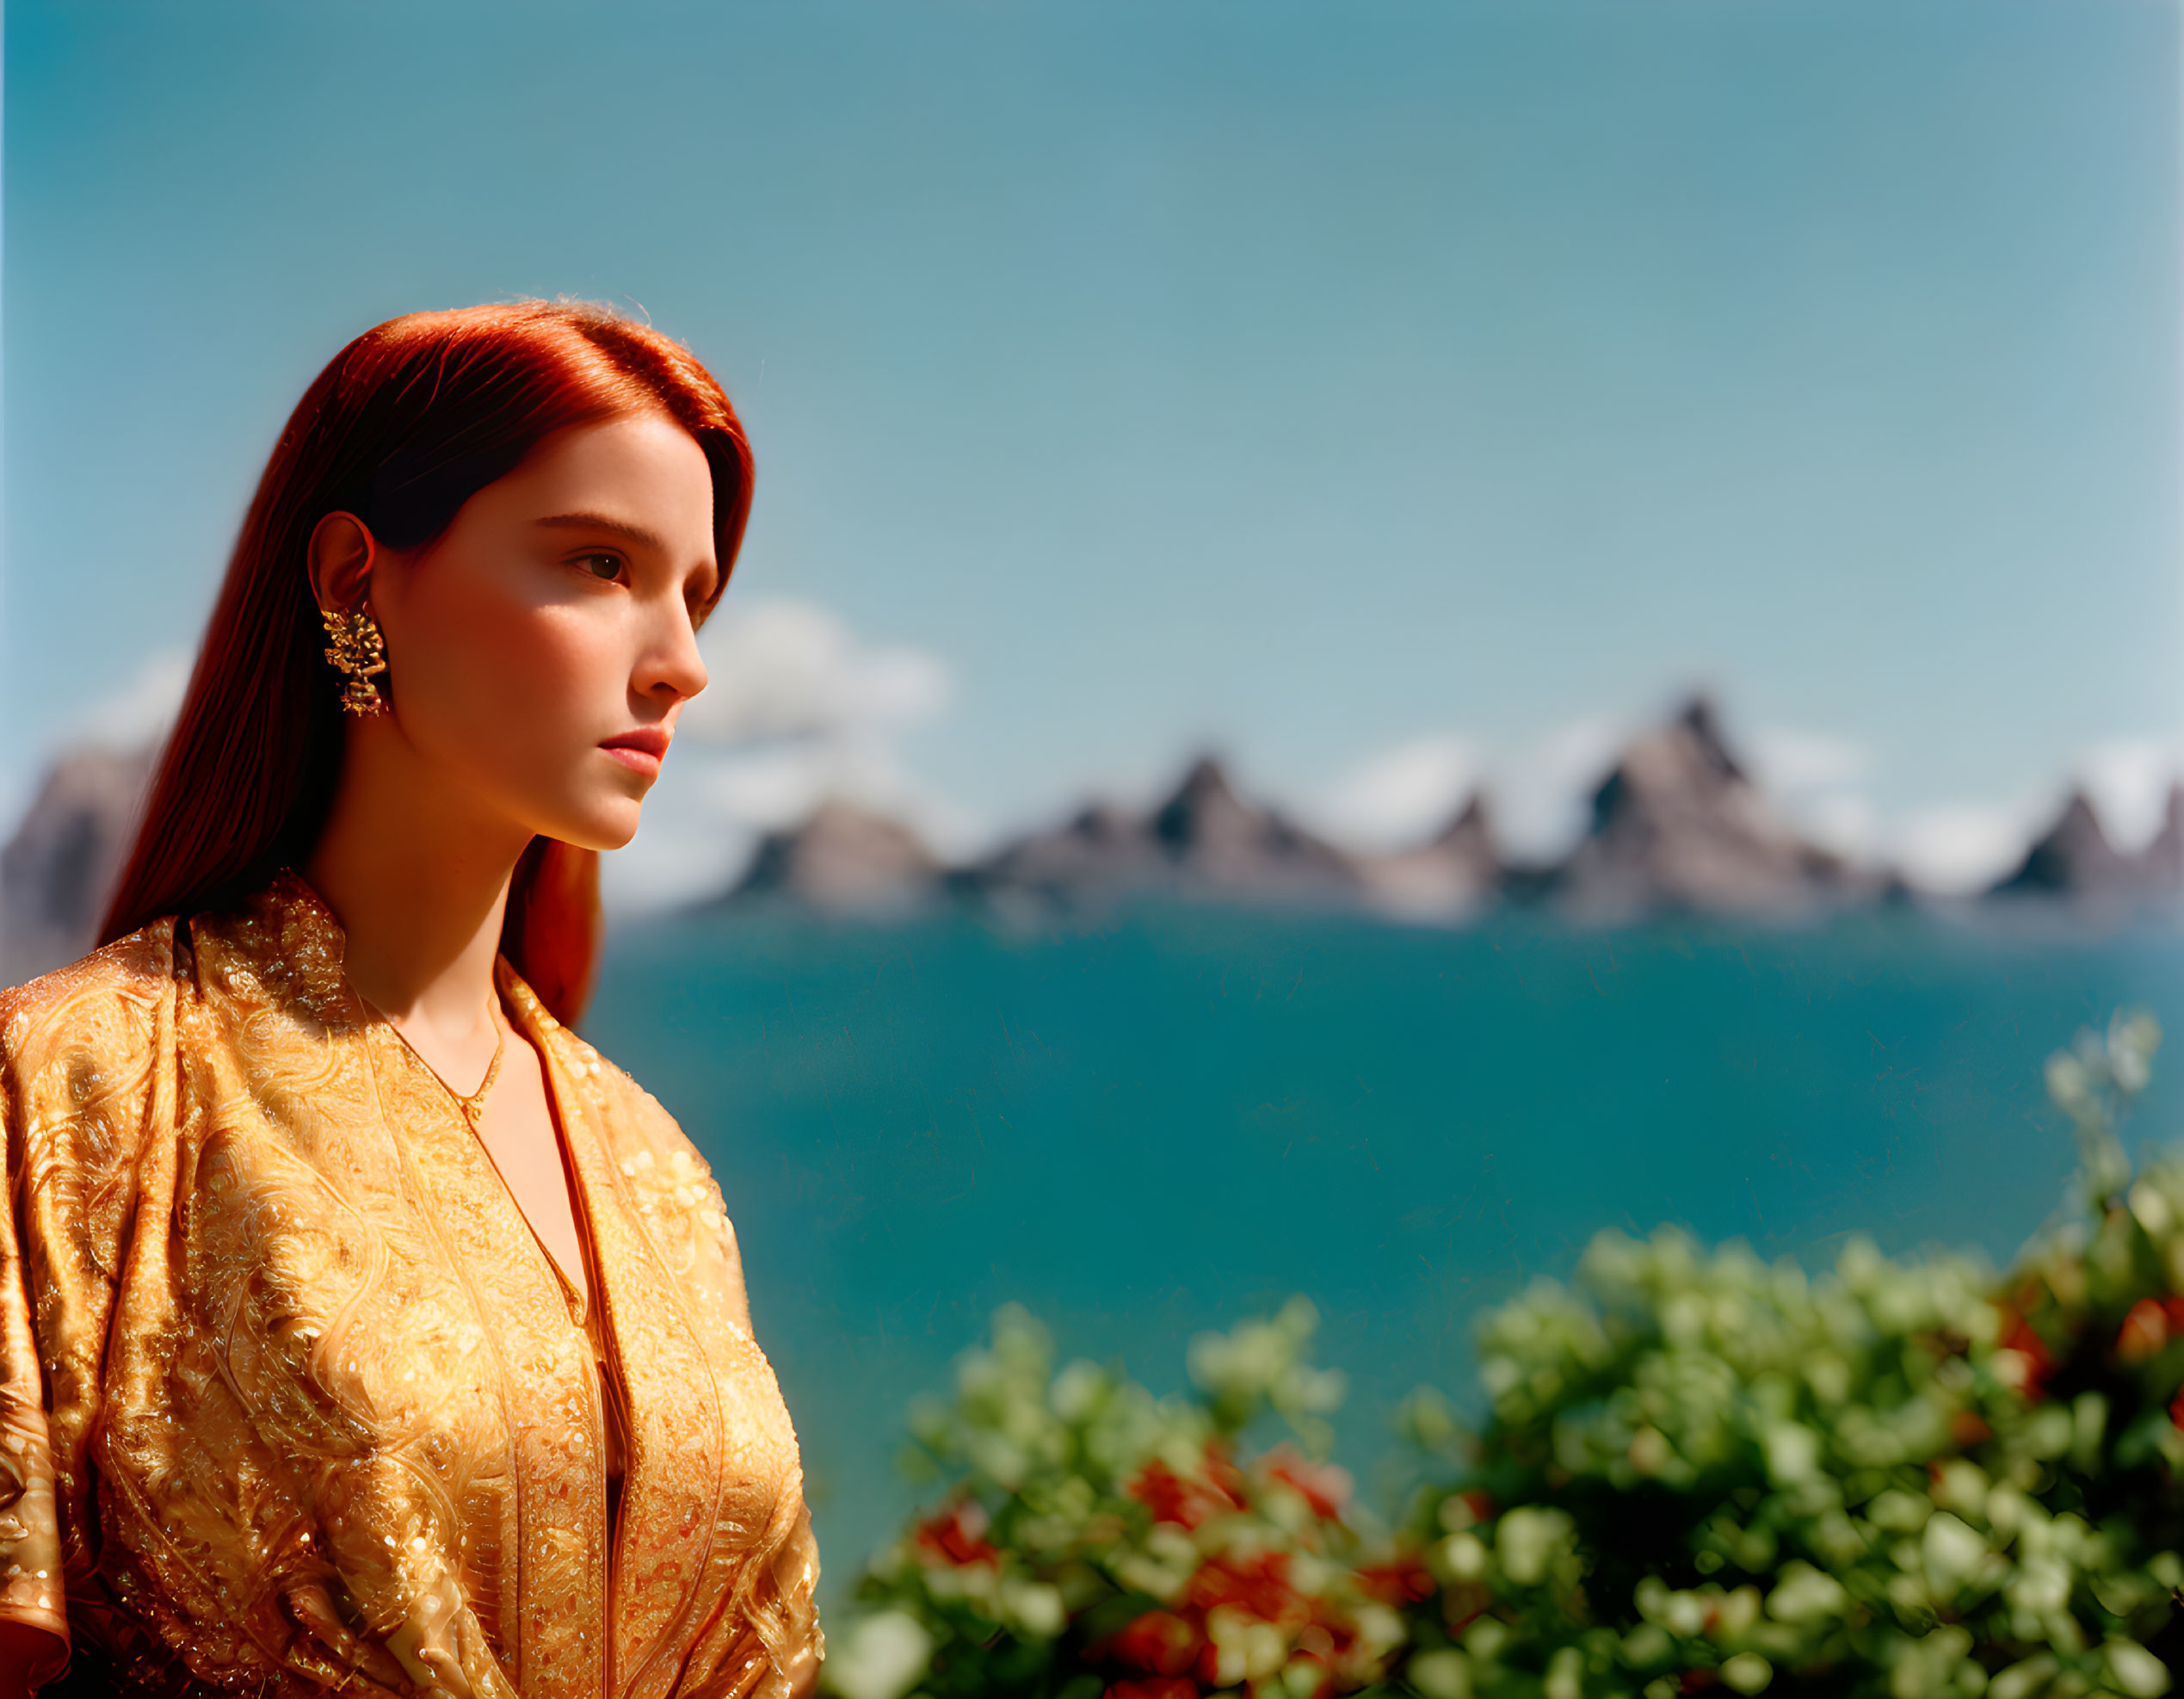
[{"xmin": 0, "ymin": 920, "xmax": 177, "ymax": 1067}]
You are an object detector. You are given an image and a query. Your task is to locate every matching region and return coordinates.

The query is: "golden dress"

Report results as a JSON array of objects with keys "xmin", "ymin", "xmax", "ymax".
[{"xmin": 0, "ymin": 873, "xmax": 821, "ymax": 1699}]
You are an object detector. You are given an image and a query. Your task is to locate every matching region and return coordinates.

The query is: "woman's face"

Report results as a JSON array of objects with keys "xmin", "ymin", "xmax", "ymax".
[{"xmin": 366, "ymin": 411, "xmax": 717, "ymax": 852}]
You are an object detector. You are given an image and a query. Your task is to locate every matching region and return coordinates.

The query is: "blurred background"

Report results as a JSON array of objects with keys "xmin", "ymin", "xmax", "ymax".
[{"xmin": 2, "ymin": 0, "xmax": 2179, "ymax": 1607}]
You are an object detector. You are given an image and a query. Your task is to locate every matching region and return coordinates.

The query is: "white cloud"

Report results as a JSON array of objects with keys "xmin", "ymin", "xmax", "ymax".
[
  {"xmin": 676, "ymin": 600, "xmax": 951, "ymax": 744},
  {"xmin": 1309, "ymin": 734, "xmax": 1481, "ymax": 851},
  {"xmin": 1493, "ymin": 714, "xmax": 1630, "ymax": 860},
  {"xmin": 2080, "ymin": 736, "xmax": 2184, "ymax": 854},
  {"xmin": 1303, "ymin": 718, "xmax": 1624, "ymax": 862},
  {"xmin": 602, "ymin": 600, "xmax": 965, "ymax": 914},
  {"xmin": 1747, "ymin": 728, "xmax": 1870, "ymax": 794},
  {"xmin": 691, "ymin": 738, "xmax": 970, "ymax": 843},
  {"xmin": 1891, "ymin": 801, "xmax": 2045, "ymax": 896},
  {"xmin": 1876, "ymin": 735, "xmax": 2184, "ymax": 895},
  {"xmin": 1797, "ymin": 790, "xmax": 1880, "ymax": 859},
  {"xmin": 1745, "ymin": 727, "xmax": 1877, "ymax": 857},
  {"xmin": 88, "ymin": 651, "xmax": 191, "ymax": 751}
]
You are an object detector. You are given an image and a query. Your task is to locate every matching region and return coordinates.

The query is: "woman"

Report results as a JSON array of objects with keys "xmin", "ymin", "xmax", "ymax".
[{"xmin": 0, "ymin": 302, "xmax": 821, "ymax": 1698}]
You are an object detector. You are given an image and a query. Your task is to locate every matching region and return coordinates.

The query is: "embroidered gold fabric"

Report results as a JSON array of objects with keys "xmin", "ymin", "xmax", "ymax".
[{"xmin": 0, "ymin": 873, "xmax": 820, "ymax": 1699}]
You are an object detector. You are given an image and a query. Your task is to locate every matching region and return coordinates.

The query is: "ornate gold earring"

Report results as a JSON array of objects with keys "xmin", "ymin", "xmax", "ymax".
[{"xmin": 321, "ymin": 606, "xmax": 389, "ymax": 717}]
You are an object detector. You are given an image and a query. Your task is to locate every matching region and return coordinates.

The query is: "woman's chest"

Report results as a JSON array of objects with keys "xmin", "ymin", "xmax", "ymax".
[
  {"xmin": 157, "ymin": 1032, "xmax": 615, "ymax": 1690},
  {"xmin": 130, "ymin": 1001, "xmax": 803, "ymax": 1695}
]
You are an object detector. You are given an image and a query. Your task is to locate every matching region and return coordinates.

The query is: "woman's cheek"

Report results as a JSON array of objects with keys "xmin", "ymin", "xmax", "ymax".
[
  {"xmin": 404, "ymin": 577, "xmax": 555, "ymax": 729},
  {"xmin": 524, "ymin": 605, "xmax": 626, "ymax": 728},
  {"xmin": 507, "ymin": 611, "xmax": 636, "ymax": 793},
  {"xmin": 423, "ymin": 609, "xmax": 575, "ymax": 794},
  {"xmin": 397, "ymin": 575, "xmax": 640, "ymax": 836}
]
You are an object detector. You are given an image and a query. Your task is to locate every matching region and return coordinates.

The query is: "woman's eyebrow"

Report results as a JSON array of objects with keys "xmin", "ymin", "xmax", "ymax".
[{"xmin": 534, "ymin": 510, "xmax": 669, "ymax": 553}]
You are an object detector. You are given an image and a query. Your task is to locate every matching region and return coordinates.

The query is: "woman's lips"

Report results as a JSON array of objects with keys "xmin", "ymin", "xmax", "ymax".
[{"xmin": 600, "ymin": 727, "xmax": 670, "ymax": 776}]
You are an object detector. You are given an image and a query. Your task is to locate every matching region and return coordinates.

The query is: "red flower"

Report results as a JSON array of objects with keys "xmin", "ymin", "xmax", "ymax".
[
  {"xmin": 2118, "ymin": 1298, "xmax": 2169, "ymax": 1363},
  {"xmin": 914, "ymin": 1501, "xmax": 1000, "ymax": 1568},
  {"xmin": 1261, "ymin": 1446, "xmax": 1354, "ymax": 1520},
  {"xmin": 1186, "ymin": 1552, "xmax": 1309, "ymax": 1630},
  {"xmin": 2168, "ymin": 1385, "xmax": 2184, "ymax": 1433},
  {"xmin": 1996, "ymin": 1308, "xmax": 2056, "ymax": 1399},
  {"xmin": 1129, "ymin": 1458, "xmax": 1245, "ymax": 1531},
  {"xmin": 1101, "ymin": 1612, "xmax": 1203, "ymax": 1679},
  {"xmin": 1357, "ymin": 1557, "xmax": 1435, "ymax": 1608},
  {"xmin": 1948, "ymin": 1411, "xmax": 1992, "ymax": 1447}
]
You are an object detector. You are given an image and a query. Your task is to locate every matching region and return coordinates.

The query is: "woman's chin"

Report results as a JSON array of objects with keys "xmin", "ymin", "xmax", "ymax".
[{"xmin": 541, "ymin": 802, "xmax": 644, "ymax": 855}]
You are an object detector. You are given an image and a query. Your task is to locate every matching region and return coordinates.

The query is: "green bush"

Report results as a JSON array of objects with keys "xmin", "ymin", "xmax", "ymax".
[
  {"xmin": 827, "ymin": 1013, "xmax": 2184, "ymax": 1699},
  {"xmin": 826, "ymin": 1295, "xmax": 1406, "ymax": 1699}
]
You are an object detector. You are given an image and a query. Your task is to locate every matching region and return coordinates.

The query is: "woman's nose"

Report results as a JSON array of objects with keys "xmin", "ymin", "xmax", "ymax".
[{"xmin": 645, "ymin": 606, "xmax": 710, "ymax": 703}]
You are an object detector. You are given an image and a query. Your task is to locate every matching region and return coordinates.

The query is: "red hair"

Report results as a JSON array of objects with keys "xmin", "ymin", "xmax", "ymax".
[{"xmin": 99, "ymin": 300, "xmax": 753, "ymax": 1023}]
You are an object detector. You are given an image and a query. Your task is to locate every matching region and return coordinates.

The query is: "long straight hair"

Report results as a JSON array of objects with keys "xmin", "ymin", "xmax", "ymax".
[{"xmin": 99, "ymin": 300, "xmax": 754, "ymax": 1022}]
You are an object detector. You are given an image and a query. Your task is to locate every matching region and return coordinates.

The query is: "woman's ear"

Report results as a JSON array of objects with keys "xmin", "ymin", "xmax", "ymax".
[{"xmin": 307, "ymin": 511, "xmax": 379, "ymax": 613}]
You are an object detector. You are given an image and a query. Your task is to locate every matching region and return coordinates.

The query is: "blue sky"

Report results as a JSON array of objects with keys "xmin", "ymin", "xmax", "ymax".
[{"xmin": 4, "ymin": 0, "xmax": 2179, "ymax": 905}]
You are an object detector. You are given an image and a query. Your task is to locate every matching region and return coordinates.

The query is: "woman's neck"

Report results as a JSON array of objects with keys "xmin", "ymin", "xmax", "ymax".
[{"xmin": 303, "ymin": 726, "xmax": 536, "ymax": 1051}]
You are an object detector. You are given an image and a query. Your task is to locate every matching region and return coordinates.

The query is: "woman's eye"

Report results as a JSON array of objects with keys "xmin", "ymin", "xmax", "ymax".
[{"xmin": 578, "ymin": 553, "xmax": 625, "ymax": 582}]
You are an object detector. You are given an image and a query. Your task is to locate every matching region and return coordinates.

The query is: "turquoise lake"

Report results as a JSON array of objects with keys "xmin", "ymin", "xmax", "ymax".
[{"xmin": 581, "ymin": 906, "xmax": 2184, "ymax": 1609}]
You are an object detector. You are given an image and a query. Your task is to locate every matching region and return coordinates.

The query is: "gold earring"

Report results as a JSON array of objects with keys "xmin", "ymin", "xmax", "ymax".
[{"xmin": 321, "ymin": 606, "xmax": 389, "ymax": 717}]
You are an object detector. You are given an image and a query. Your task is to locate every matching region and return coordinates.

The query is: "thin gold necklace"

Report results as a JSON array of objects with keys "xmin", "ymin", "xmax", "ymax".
[{"xmin": 445, "ymin": 1008, "xmax": 508, "ymax": 1130}]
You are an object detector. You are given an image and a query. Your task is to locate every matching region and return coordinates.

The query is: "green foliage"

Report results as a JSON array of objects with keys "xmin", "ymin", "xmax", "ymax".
[
  {"xmin": 828, "ymin": 1014, "xmax": 2184, "ymax": 1699},
  {"xmin": 831, "ymin": 1296, "xmax": 1404, "ymax": 1699}
]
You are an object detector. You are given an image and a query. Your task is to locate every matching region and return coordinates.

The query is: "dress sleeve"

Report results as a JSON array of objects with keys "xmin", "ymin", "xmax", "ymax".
[{"xmin": 0, "ymin": 930, "xmax": 175, "ymax": 1674}]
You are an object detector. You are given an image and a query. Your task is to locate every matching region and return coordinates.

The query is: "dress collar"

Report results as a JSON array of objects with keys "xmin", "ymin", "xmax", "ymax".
[{"xmin": 237, "ymin": 866, "xmax": 550, "ymax": 1035}]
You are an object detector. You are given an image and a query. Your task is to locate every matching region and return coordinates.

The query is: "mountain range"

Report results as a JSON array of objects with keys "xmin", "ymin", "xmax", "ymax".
[
  {"xmin": 727, "ymin": 696, "xmax": 2184, "ymax": 924},
  {"xmin": 3, "ymin": 696, "xmax": 2178, "ymax": 979}
]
